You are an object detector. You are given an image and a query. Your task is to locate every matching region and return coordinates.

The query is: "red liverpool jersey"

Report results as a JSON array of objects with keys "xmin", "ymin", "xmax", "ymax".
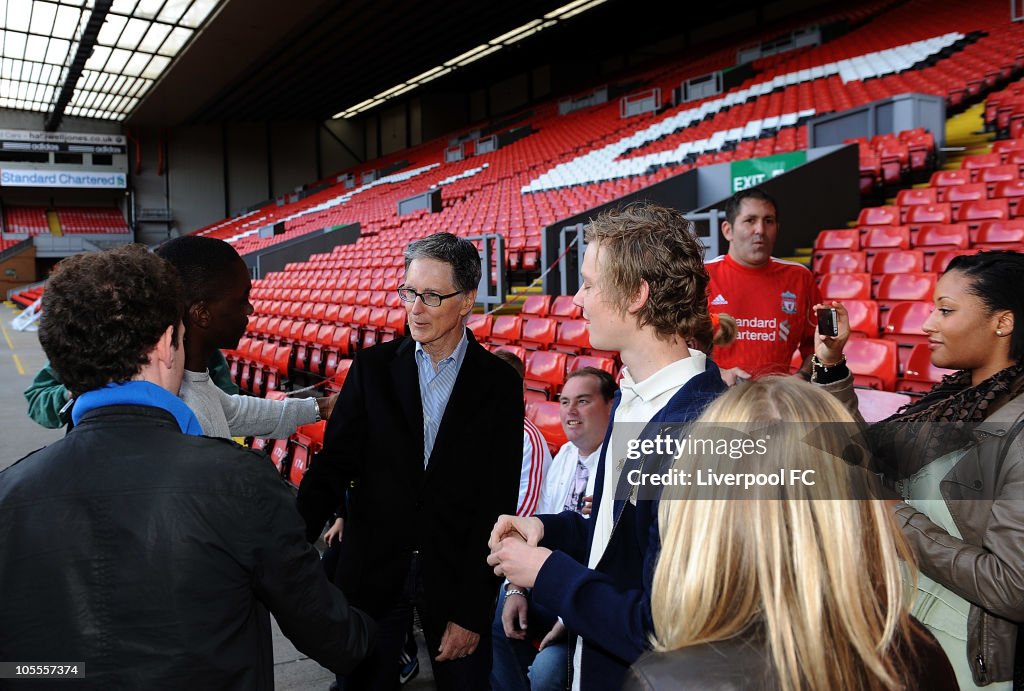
[{"xmin": 705, "ymin": 254, "xmax": 821, "ymax": 377}]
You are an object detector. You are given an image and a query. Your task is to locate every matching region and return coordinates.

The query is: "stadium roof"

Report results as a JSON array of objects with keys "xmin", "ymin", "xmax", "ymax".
[
  {"xmin": 1, "ymin": 0, "xmax": 221, "ymax": 122},
  {"xmin": 2, "ymin": 0, "xmax": 797, "ymax": 129}
]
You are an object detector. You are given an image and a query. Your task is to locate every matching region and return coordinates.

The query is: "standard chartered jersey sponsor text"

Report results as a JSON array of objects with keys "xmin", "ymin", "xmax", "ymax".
[
  {"xmin": 735, "ymin": 317, "xmax": 785, "ymax": 342},
  {"xmin": 1, "ymin": 168, "xmax": 126, "ymax": 189}
]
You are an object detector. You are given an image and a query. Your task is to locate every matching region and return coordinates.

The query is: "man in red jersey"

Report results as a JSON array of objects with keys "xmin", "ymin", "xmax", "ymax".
[{"xmin": 704, "ymin": 188, "xmax": 821, "ymax": 382}]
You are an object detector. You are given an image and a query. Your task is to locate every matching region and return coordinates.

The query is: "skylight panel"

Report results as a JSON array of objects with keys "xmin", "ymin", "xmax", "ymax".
[
  {"xmin": 180, "ymin": 0, "xmax": 216, "ymax": 28},
  {"xmin": 137, "ymin": 21, "xmax": 169, "ymax": 52},
  {"xmin": 116, "ymin": 17, "xmax": 148, "ymax": 49},
  {"xmin": 28, "ymin": 2, "xmax": 56, "ymax": 35},
  {"xmin": 157, "ymin": 25, "xmax": 190, "ymax": 55},
  {"xmin": 96, "ymin": 12, "xmax": 126, "ymax": 45},
  {"xmin": 156, "ymin": 0, "xmax": 188, "ymax": 24},
  {"xmin": 52, "ymin": 4, "xmax": 84, "ymax": 39}
]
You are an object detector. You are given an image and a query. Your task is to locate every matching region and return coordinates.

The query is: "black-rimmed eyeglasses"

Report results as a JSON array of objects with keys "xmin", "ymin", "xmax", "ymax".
[{"xmin": 397, "ymin": 286, "xmax": 463, "ymax": 307}]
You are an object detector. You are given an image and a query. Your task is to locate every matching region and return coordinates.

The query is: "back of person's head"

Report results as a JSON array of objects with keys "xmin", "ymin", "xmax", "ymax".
[
  {"xmin": 493, "ymin": 349, "xmax": 525, "ymax": 379},
  {"xmin": 155, "ymin": 235, "xmax": 244, "ymax": 307},
  {"xmin": 724, "ymin": 187, "xmax": 779, "ymax": 226},
  {"xmin": 584, "ymin": 202, "xmax": 712, "ymax": 345},
  {"xmin": 564, "ymin": 366, "xmax": 617, "ymax": 402},
  {"xmin": 945, "ymin": 250, "xmax": 1024, "ymax": 361},
  {"xmin": 687, "ymin": 312, "xmax": 737, "ymax": 356},
  {"xmin": 652, "ymin": 376, "xmax": 915, "ymax": 691},
  {"xmin": 403, "ymin": 232, "xmax": 482, "ymax": 293},
  {"xmin": 39, "ymin": 245, "xmax": 184, "ymax": 397}
]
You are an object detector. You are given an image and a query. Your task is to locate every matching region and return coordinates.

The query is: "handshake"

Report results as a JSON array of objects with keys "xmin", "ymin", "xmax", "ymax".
[
  {"xmin": 485, "ymin": 514, "xmax": 550, "ymax": 588},
  {"xmin": 486, "ymin": 515, "xmax": 566, "ymax": 648}
]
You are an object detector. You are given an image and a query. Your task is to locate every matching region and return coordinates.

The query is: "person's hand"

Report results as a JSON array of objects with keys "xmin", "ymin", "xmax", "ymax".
[
  {"xmin": 488, "ymin": 515, "xmax": 544, "ymax": 551},
  {"xmin": 539, "ymin": 619, "xmax": 567, "ymax": 650},
  {"xmin": 581, "ymin": 495, "xmax": 593, "ymax": 516},
  {"xmin": 435, "ymin": 621, "xmax": 479, "ymax": 662},
  {"xmin": 813, "ymin": 301, "xmax": 851, "ymax": 366},
  {"xmin": 720, "ymin": 367, "xmax": 752, "ymax": 386},
  {"xmin": 501, "ymin": 587, "xmax": 529, "ymax": 640},
  {"xmin": 487, "ymin": 538, "xmax": 552, "ymax": 588},
  {"xmin": 324, "ymin": 517, "xmax": 343, "ymax": 546},
  {"xmin": 317, "ymin": 394, "xmax": 338, "ymax": 421}
]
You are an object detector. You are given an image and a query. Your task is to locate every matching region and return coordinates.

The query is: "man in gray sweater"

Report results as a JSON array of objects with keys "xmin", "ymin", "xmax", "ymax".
[{"xmin": 156, "ymin": 236, "xmax": 334, "ymax": 439}]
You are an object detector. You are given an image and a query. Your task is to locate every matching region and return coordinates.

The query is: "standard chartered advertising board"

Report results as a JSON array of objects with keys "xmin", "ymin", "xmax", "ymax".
[{"xmin": 0, "ymin": 169, "xmax": 126, "ymax": 189}]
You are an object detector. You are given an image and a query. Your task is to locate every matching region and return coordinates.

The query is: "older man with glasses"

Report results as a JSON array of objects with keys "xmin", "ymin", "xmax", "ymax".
[{"xmin": 298, "ymin": 232, "xmax": 524, "ymax": 691}]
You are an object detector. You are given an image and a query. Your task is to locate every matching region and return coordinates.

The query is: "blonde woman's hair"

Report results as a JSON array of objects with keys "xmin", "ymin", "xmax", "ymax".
[{"xmin": 651, "ymin": 377, "xmax": 917, "ymax": 691}]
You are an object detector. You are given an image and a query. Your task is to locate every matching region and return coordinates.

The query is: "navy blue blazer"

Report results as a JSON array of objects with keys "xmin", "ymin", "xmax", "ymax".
[{"xmin": 531, "ymin": 360, "xmax": 726, "ymax": 691}]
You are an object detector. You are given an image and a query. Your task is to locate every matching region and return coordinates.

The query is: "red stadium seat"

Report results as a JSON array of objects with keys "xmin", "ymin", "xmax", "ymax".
[
  {"xmin": 857, "ymin": 206, "xmax": 899, "ymax": 226},
  {"xmin": 845, "ymin": 338, "xmax": 898, "ymax": 391},
  {"xmin": 466, "ymin": 313, "xmax": 493, "ymax": 340},
  {"xmin": 989, "ymin": 180, "xmax": 1024, "ymax": 216},
  {"xmin": 904, "ymin": 203, "xmax": 951, "ymax": 227},
  {"xmin": 882, "ymin": 300, "xmax": 933, "ymax": 347},
  {"xmin": 568, "ymin": 354, "xmax": 617, "ymax": 376},
  {"xmin": 521, "ymin": 317, "xmax": 558, "ymax": 350},
  {"xmin": 814, "ymin": 228, "xmax": 860, "ymax": 252},
  {"xmin": 269, "ymin": 438, "xmax": 290, "ymax": 475},
  {"xmin": 490, "ymin": 315, "xmax": 523, "ymax": 345},
  {"xmin": 977, "ymin": 164, "xmax": 1020, "ymax": 185},
  {"xmin": 974, "ymin": 220, "xmax": 1024, "ymax": 249},
  {"xmin": 963, "ymin": 152, "xmax": 1002, "ymax": 174},
  {"xmin": 550, "ymin": 295, "xmax": 582, "ymax": 321},
  {"xmin": 912, "ymin": 224, "xmax": 970, "ymax": 251},
  {"xmin": 843, "ymin": 299, "xmax": 881, "ymax": 337},
  {"xmin": 861, "ymin": 226, "xmax": 910, "ymax": 251},
  {"xmin": 895, "ymin": 187, "xmax": 936, "ymax": 208},
  {"xmin": 937, "ymin": 182, "xmax": 986, "ymax": 206},
  {"xmin": 819, "ymin": 273, "xmax": 871, "ymax": 301},
  {"xmin": 926, "ymin": 249, "xmax": 978, "ymax": 272},
  {"xmin": 526, "ymin": 401, "xmax": 567, "ymax": 454},
  {"xmin": 993, "ymin": 138, "xmax": 1024, "ymax": 156},
  {"xmin": 307, "ymin": 325, "xmax": 337, "ymax": 375},
  {"xmin": 324, "ymin": 359, "xmax": 353, "ymax": 395},
  {"xmin": 381, "ymin": 308, "xmax": 406, "ymax": 341},
  {"xmin": 521, "ymin": 295, "xmax": 552, "ymax": 317},
  {"xmin": 874, "ymin": 273, "xmax": 937, "ymax": 309},
  {"xmin": 494, "ymin": 344, "xmax": 527, "ymax": 364},
  {"xmin": 954, "ymin": 199, "xmax": 1009, "ymax": 226},
  {"xmin": 867, "ymin": 250, "xmax": 924, "ymax": 276},
  {"xmin": 930, "ymin": 169, "xmax": 971, "ymax": 187},
  {"xmin": 897, "ymin": 343, "xmax": 955, "ymax": 394},
  {"xmin": 813, "ymin": 251, "xmax": 866, "ymax": 274},
  {"xmin": 287, "ymin": 436, "xmax": 314, "ymax": 487},
  {"xmin": 524, "ymin": 350, "xmax": 568, "ymax": 399},
  {"xmin": 553, "ymin": 319, "xmax": 591, "ymax": 355}
]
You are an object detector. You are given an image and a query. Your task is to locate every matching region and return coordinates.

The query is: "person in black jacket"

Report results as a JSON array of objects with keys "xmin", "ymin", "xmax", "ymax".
[
  {"xmin": 297, "ymin": 232, "xmax": 523, "ymax": 690},
  {"xmin": 0, "ymin": 245, "xmax": 374, "ymax": 690}
]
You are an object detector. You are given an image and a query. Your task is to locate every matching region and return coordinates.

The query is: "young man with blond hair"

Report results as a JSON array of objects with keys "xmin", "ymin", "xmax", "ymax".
[{"xmin": 487, "ymin": 203, "xmax": 727, "ymax": 690}]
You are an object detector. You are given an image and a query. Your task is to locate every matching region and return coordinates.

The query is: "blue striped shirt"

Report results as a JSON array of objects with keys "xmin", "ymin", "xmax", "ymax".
[{"xmin": 414, "ymin": 330, "xmax": 469, "ymax": 467}]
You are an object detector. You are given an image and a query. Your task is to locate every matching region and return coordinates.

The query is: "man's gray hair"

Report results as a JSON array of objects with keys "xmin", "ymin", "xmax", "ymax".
[{"xmin": 404, "ymin": 232, "xmax": 482, "ymax": 293}]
